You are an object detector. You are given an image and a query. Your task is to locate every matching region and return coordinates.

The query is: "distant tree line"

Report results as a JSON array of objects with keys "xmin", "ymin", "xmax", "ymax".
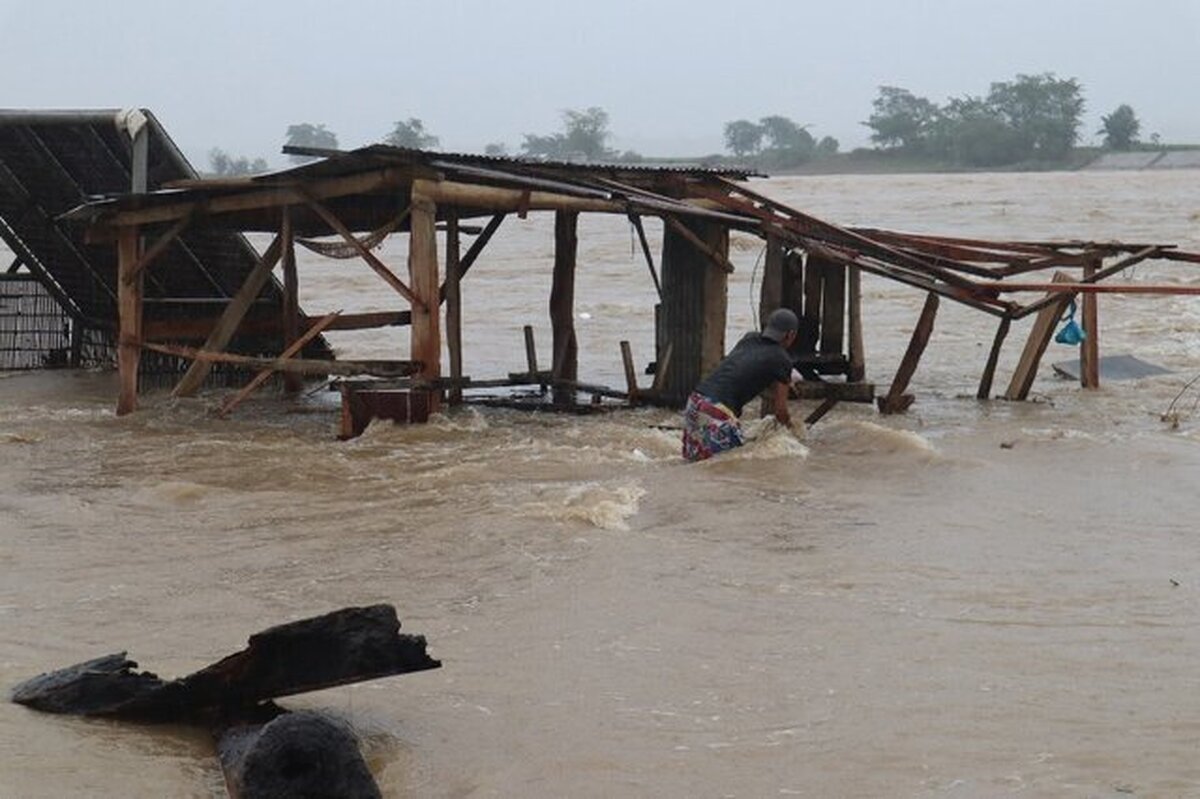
[{"xmin": 722, "ymin": 116, "xmax": 839, "ymax": 167}]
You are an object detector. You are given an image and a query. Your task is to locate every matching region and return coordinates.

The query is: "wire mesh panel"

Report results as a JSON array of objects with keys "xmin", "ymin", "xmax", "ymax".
[{"xmin": 0, "ymin": 276, "xmax": 72, "ymax": 369}]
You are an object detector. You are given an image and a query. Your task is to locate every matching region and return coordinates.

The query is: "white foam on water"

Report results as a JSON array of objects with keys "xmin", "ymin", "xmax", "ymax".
[
  {"xmin": 517, "ymin": 480, "xmax": 646, "ymax": 531},
  {"xmin": 726, "ymin": 418, "xmax": 811, "ymax": 460},
  {"xmin": 819, "ymin": 419, "xmax": 940, "ymax": 457}
]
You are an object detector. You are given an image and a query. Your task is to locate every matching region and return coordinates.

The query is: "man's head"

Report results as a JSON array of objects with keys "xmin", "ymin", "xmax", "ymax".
[{"xmin": 763, "ymin": 308, "xmax": 799, "ymax": 347}]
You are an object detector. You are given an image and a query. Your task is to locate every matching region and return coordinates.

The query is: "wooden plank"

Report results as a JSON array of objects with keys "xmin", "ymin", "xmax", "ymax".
[
  {"xmin": 819, "ymin": 258, "xmax": 845, "ymax": 356},
  {"xmin": 878, "ymin": 292, "xmax": 939, "ymax": 414},
  {"xmin": 1008, "ymin": 246, "xmax": 1162, "ymax": 319},
  {"xmin": 804, "ymin": 398, "xmax": 839, "ymax": 425},
  {"xmin": 303, "ymin": 196, "xmax": 422, "ymax": 309},
  {"xmin": 760, "ymin": 235, "xmax": 784, "ymax": 327},
  {"xmin": 280, "ymin": 208, "xmax": 302, "ymax": 394},
  {"xmin": 116, "ymin": 226, "xmax": 143, "ymax": 415},
  {"xmin": 650, "ymin": 342, "xmax": 673, "ymax": 395},
  {"xmin": 409, "ymin": 183, "xmax": 441, "ymax": 415},
  {"xmin": 847, "ymin": 265, "xmax": 865, "ymax": 381},
  {"xmin": 793, "ymin": 381, "xmax": 875, "ymax": 402},
  {"xmin": 620, "ymin": 340, "xmax": 639, "ymax": 401},
  {"xmin": 995, "ymin": 281, "xmax": 1200, "ymax": 295},
  {"xmin": 1004, "ymin": 272, "xmax": 1075, "ymax": 401},
  {"xmin": 551, "ymin": 210, "xmax": 578, "ymax": 405},
  {"xmin": 445, "ymin": 212, "xmax": 463, "ymax": 405},
  {"xmin": 217, "ymin": 312, "xmax": 341, "ymax": 416},
  {"xmin": 173, "ymin": 236, "xmax": 283, "ymax": 397},
  {"xmin": 147, "ymin": 341, "xmax": 418, "ymax": 378},
  {"xmin": 977, "ymin": 316, "xmax": 1012, "ymax": 399},
  {"xmin": 1081, "ymin": 257, "xmax": 1100, "ymax": 389},
  {"xmin": 803, "ymin": 252, "xmax": 823, "ymax": 344}
]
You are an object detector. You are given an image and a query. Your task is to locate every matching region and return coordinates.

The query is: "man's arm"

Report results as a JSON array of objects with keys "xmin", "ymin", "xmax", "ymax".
[{"xmin": 772, "ymin": 380, "xmax": 791, "ymax": 426}]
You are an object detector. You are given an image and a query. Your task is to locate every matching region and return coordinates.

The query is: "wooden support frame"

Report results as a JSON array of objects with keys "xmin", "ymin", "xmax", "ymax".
[
  {"xmin": 303, "ymin": 196, "xmax": 423, "ymax": 309},
  {"xmin": 121, "ymin": 212, "xmax": 193, "ymax": 286},
  {"xmin": 523, "ymin": 325, "xmax": 539, "ymax": 378},
  {"xmin": 441, "ymin": 213, "xmax": 505, "ymax": 303},
  {"xmin": 1004, "ymin": 272, "xmax": 1075, "ymax": 401},
  {"xmin": 878, "ymin": 292, "xmax": 939, "ymax": 415},
  {"xmin": 550, "ymin": 210, "xmax": 579, "ymax": 405},
  {"xmin": 145, "ymin": 341, "xmax": 418, "ymax": 378},
  {"xmin": 620, "ymin": 341, "xmax": 639, "ymax": 402},
  {"xmin": 116, "ymin": 226, "xmax": 143, "ymax": 415},
  {"xmin": 173, "ymin": 236, "xmax": 283, "ymax": 397},
  {"xmin": 217, "ymin": 311, "xmax": 342, "ymax": 417}
]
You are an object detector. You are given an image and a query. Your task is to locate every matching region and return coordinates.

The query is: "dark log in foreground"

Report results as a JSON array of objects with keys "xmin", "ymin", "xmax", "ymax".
[
  {"xmin": 11, "ymin": 605, "xmax": 437, "ymax": 798},
  {"xmin": 10, "ymin": 605, "xmax": 439, "ymax": 721},
  {"xmin": 218, "ymin": 712, "xmax": 381, "ymax": 799}
]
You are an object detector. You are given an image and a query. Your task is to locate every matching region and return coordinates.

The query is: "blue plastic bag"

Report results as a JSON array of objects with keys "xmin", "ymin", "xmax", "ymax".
[{"xmin": 1054, "ymin": 300, "xmax": 1086, "ymax": 345}]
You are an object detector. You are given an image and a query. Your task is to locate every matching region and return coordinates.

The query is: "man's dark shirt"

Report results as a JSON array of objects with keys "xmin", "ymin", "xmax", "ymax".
[{"xmin": 694, "ymin": 332, "xmax": 793, "ymax": 416}]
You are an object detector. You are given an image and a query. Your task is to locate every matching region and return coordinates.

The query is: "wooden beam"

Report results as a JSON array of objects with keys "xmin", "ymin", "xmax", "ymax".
[
  {"xmin": 106, "ymin": 167, "xmax": 409, "ymax": 227},
  {"xmin": 303, "ymin": 196, "xmax": 424, "ymax": 310},
  {"xmin": 445, "ymin": 212, "xmax": 463, "ymax": 405},
  {"xmin": 116, "ymin": 226, "xmax": 143, "ymax": 415},
  {"xmin": 847, "ymin": 265, "xmax": 865, "ymax": 381},
  {"xmin": 990, "ymin": 281, "xmax": 1200, "ymax": 295},
  {"xmin": 409, "ymin": 182, "xmax": 441, "ymax": 413},
  {"xmin": 523, "ymin": 325, "xmax": 539, "ymax": 377},
  {"xmin": 217, "ymin": 311, "xmax": 341, "ymax": 416},
  {"xmin": 280, "ymin": 208, "xmax": 302, "ymax": 393},
  {"xmin": 121, "ymin": 213, "xmax": 193, "ymax": 286},
  {"xmin": 1080, "ymin": 257, "xmax": 1100, "ymax": 389},
  {"xmin": 1004, "ymin": 272, "xmax": 1075, "ymax": 401},
  {"xmin": 1008, "ymin": 246, "xmax": 1162, "ymax": 319},
  {"xmin": 146, "ymin": 341, "xmax": 419, "ymax": 378},
  {"xmin": 663, "ymin": 216, "xmax": 735, "ymax": 273},
  {"xmin": 551, "ymin": 210, "xmax": 578, "ymax": 405},
  {"xmin": 977, "ymin": 316, "xmax": 1012, "ymax": 400},
  {"xmin": 173, "ymin": 236, "xmax": 283, "ymax": 397},
  {"xmin": 878, "ymin": 292, "xmax": 939, "ymax": 414},
  {"xmin": 804, "ymin": 398, "xmax": 840, "ymax": 425},
  {"xmin": 793, "ymin": 381, "xmax": 875, "ymax": 402}
]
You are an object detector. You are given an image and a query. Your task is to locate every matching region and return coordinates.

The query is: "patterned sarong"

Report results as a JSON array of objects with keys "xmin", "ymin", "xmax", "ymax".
[{"xmin": 682, "ymin": 392, "xmax": 743, "ymax": 462}]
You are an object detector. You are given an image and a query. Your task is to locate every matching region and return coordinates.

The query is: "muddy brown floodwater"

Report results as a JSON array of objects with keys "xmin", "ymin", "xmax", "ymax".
[{"xmin": 2, "ymin": 170, "xmax": 1200, "ymax": 797}]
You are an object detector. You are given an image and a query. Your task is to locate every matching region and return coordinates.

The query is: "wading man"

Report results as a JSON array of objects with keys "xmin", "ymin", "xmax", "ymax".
[{"xmin": 682, "ymin": 308, "xmax": 800, "ymax": 462}]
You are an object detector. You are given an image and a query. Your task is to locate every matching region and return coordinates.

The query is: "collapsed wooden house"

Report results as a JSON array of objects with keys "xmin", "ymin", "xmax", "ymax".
[{"xmin": 9, "ymin": 109, "xmax": 1200, "ymax": 434}]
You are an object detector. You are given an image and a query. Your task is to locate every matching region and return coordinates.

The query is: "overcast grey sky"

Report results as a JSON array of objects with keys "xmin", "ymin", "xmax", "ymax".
[{"xmin": 3, "ymin": 0, "xmax": 1198, "ymax": 166}]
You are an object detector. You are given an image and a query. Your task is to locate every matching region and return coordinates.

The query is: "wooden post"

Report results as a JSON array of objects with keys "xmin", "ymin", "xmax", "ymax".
[
  {"xmin": 1004, "ymin": 271, "xmax": 1075, "ymax": 401},
  {"xmin": 819, "ymin": 261, "xmax": 846, "ymax": 357},
  {"xmin": 409, "ymin": 181, "xmax": 441, "ymax": 415},
  {"xmin": 280, "ymin": 208, "xmax": 302, "ymax": 394},
  {"xmin": 657, "ymin": 218, "xmax": 728, "ymax": 405},
  {"xmin": 977, "ymin": 316, "xmax": 1011, "ymax": 400},
  {"xmin": 550, "ymin": 210, "xmax": 578, "ymax": 405},
  {"xmin": 878, "ymin": 292, "xmax": 939, "ymax": 415},
  {"xmin": 523, "ymin": 325, "xmax": 539, "ymax": 376},
  {"xmin": 116, "ymin": 226, "xmax": 143, "ymax": 415},
  {"xmin": 847, "ymin": 265, "xmax": 865, "ymax": 381},
  {"xmin": 445, "ymin": 211, "xmax": 463, "ymax": 405},
  {"xmin": 760, "ymin": 235, "xmax": 784, "ymax": 417},
  {"xmin": 1081, "ymin": 256, "xmax": 1100, "ymax": 389},
  {"xmin": 620, "ymin": 340, "xmax": 639, "ymax": 403}
]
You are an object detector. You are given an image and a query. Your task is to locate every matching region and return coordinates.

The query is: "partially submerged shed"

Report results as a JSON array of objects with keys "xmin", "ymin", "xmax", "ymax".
[{"xmin": 0, "ymin": 108, "xmax": 329, "ymax": 374}]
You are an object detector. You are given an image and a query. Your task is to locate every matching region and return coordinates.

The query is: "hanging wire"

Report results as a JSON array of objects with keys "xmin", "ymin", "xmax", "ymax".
[
  {"xmin": 1161, "ymin": 371, "xmax": 1200, "ymax": 428},
  {"xmin": 747, "ymin": 242, "xmax": 767, "ymax": 327}
]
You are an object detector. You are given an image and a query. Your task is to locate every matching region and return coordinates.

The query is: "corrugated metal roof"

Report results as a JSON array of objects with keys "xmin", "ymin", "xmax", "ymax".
[{"xmin": 0, "ymin": 109, "xmax": 328, "ymax": 360}]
